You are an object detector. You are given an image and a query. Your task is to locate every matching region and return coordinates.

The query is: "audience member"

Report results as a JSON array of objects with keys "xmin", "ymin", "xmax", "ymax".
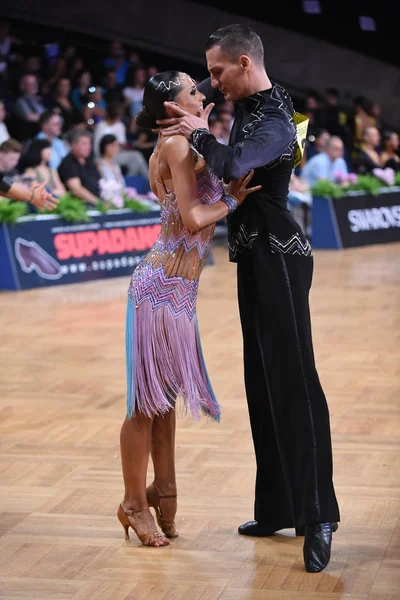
[
  {"xmin": 353, "ymin": 126, "xmax": 382, "ymax": 175},
  {"xmin": 217, "ymin": 109, "xmax": 234, "ymax": 145},
  {"xmin": 14, "ymin": 73, "xmax": 46, "ymax": 123},
  {"xmin": 93, "ymin": 101, "xmax": 148, "ymax": 176},
  {"xmin": 48, "ymin": 77, "xmax": 80, "ymax": 132},
  {"xmin": 0, "ymin": 138, "xmax": 22, "ymax": 178},
  {"xmin": 380, "ymin": 130, "xmax": 400, "ymax": 172},
  {"xmin": 305, "ymin": 128, "xmax": 330, "ymax": 160},
  {"xmin": 58, "ymin": 128, "xmax": 100, "ymax": 205},
  {"xmin": 104, "ymin": 41, "xmax": 130, "ymax": 86},
  {"xmin": 102, "ymin": 68, "xmax": 125, "ymax": 105},
  {"xmin": 42, "ymin": 56, "xmax": 68, "ymax": 97},
  {"xmin": 36, "ymin": 111, "xmax": 68, "ymax": 169},
  {"xmin": 20, "ymin": 138, "xmax": 66, "ymax": 196},
  {"xmin": 130, "ymin": 125, "xmax": 157, "ymax": 163},
  {"xmin": 92, "ymin": 101, "xmax": 127, "ymax": 157},
  {"xmin": 209, "ymin": 118, "xmax": 227, "ymax": 144},
  {"xmin": 96, "ymin": 133, "xmax": 125, "ymax": 185},
  {"xmin": 13, "ymin": 73, "xmax": 46, "ymax": 139},
  {"xmin": 123, "ymin": 67, "xmax": 147, "ymax": 117},
  {"xmin": 0, "ymin": 100, "xmax": 10, "ymax": 145},
  {"xmin": 71, "ymin": 69, "xmax": 92, "ymax": 114},
  {"xmin": 302, "ymin": 135, "xmax": 348, "ymax": 187}
]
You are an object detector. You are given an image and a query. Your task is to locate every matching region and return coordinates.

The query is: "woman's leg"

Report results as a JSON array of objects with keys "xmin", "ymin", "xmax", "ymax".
[
  {"xmin": 151, "ymin": 408, "xmax": 177, "ymax": 494},
  {"xmin": 119, "ymin": 412, "xmax": 169, "ymax": 546},
  {"xmin": 147, "ymin": 409, "xmax": 178, "ymax": 537}
]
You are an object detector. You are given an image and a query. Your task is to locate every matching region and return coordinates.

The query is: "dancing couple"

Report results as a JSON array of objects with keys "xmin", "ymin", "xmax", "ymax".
[{"xmin": 118, "ymin": 24, "xmax": 340, "ymax": 573}]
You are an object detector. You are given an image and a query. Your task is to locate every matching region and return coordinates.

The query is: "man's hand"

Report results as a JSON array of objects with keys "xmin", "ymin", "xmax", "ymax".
[
  {"xmin": 30, "ymin": 181, "xmax": 59, "ymax": 211},
  {"xmin": 157, "ymin": 102, "xmax": 215, "ymax": 139}
]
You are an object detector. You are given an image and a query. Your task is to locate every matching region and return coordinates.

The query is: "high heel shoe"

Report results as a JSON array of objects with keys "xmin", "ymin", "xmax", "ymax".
[
  {"xmin": 117, "ymin": 503, "xmax": 169, "ymax": 547},
  {"xmin": 146, "ymin": 483, "xmax": 179, "ymax": 538}
]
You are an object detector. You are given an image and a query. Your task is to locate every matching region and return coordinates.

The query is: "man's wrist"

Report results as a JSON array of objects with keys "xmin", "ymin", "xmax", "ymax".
[
  {"xmin": 189, "ymin": 128, "xmax": 210, "ymax": 151},
  {"xmin": 0, "ymin": 174, "xmax": 14, "ymax": 195}
]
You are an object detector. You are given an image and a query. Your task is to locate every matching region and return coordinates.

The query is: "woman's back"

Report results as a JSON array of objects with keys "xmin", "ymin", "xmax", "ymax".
[{"xmin": 142, "ymin": 139, "xmax": 223, "ymax": 282}]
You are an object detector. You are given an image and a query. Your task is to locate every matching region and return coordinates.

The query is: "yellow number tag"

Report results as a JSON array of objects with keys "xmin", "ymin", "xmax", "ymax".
[{"xmin": 293, "ymin": 112, "xmax": 309, "ymax": 168}]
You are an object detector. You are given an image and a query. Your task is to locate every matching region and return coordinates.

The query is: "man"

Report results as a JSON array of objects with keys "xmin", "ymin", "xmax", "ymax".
[
  {"xmin": 58, "ymin": 128, "xmax": 100, "ymax": 205},
  {"xmin": 158, "ymin": 24, "xmax": 340, "ymax": 573},
  {"xmin": 302, "ymin": 135, "xmax": 348, "ymax": 186},
  {"xmin": 36, "ymin": 111, "xmax": 68, "ymax": 170},
  {"xmin": 14, "ymin": 73, "xmax": 46, "ymax": 124},
  {"xmin": 0, "ymin": 138, "xmax": 22, "ymax": 178},
  {"xmin": 304, "ymin": 128, "xmax": 330, "ymax": 161}
]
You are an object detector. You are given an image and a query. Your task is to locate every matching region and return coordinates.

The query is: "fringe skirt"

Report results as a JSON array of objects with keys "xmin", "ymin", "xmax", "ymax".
[{"xmin": 125, "ymin": 294, "xmax": 220, "ymax": 422}]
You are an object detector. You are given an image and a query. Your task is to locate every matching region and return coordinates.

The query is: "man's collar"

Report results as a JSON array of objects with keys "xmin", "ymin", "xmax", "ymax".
[{"xmin": 235, "ymin": 85, "xmax": 274, "ymax": 110}]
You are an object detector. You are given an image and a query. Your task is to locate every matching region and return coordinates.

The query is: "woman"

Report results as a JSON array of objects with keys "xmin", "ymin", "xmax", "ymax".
[
  {"xmin": 123, "ymin": 67, "xmax": 147, "ymax": 116},
  {"xmin": 22, "ymin": 138, "xmax": 66, "ymax": 197},
  {"xmin": 380, "ymin": 130, "xmax": 400, "ymax": 172},
  {"xmin": 118, "ymin": 71, "xmax": 259, "ymax": 547},
  {"xmin": 71, "ymin": 69, "xmax": 92, "ymax": 114},
  {"xmin": 49, "ymin": 78, "xmax": 80, "ymax": 132},
  {"xmin": 353, "ymin": 125, "xmax": 382, "ymax": 175},
  {"xmin": 97, "ymin": 133, "xmax": 125, "ymax": 185}
]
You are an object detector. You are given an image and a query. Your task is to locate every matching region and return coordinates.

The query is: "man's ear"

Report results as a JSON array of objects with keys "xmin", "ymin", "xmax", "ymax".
[{"xmin": 239, "ymin": 55, "xmax": 251, "ymax": 73}]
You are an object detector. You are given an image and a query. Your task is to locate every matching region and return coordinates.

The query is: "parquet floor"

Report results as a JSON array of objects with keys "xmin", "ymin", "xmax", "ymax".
[{"xmin": 0, "ymin": 242, "xmax": 399, "ymax": 600}]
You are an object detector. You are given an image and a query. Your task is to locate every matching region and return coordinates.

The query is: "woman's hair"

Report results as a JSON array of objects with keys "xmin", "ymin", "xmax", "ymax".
[
  {"xmin": 381, "ymin": 130, "xmax": 396, "ymax": 147},
  {"xmin": 135, "ymin": 71, "xmax": 186, "ymax": 129},
  {"xmin": 99, "ymin": 133, "xmax": 118, "ymax": 157},
  {"xmin": 21, "ymin": 138, "xmax": 51, "ymax": 169}
]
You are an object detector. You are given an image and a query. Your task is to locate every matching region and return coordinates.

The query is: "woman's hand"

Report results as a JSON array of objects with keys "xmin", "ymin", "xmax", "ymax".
[{"xmin": 224, "ymin": 170, "xmax": 261, "ymax": 205}]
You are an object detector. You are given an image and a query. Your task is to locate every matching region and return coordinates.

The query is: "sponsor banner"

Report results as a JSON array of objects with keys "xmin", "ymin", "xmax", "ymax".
[
  {"xmin": 333, "ymin": 190, "xmax": 400, "ymax": 247},
  {"xmin": 0, "ymin": 209, "xmax": 161, "ymax": 290}
]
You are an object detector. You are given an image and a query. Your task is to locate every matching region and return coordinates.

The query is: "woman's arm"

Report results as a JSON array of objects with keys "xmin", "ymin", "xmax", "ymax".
[
  {"xmin": 52, "ymin": 168, "xmax": 66, "ymax": 196},
  {"xmin": 165, "ymin": 136, "xmax": 258, "ymax": 232}
]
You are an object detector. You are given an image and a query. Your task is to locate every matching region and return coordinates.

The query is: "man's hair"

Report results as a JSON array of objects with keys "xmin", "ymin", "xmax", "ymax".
[
  {"xmin": 39, "ymin": 110, "xmax": 58, "ymax": 129},
  {"xmin": 205, "ymin": 24, "xmax": 264, "ymax": 66},
  {"xmin": 0, "ymin": 138, "xmax": 22, "ymax": 153},
  {"xmin": 69, "ymin": 127, "xmax": 92, "ymax": 144}
]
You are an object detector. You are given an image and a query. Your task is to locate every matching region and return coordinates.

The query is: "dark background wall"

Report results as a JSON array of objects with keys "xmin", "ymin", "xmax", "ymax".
[{"xmin": 2, "ymin": 0, "xmax": 399, "ymax": 126}]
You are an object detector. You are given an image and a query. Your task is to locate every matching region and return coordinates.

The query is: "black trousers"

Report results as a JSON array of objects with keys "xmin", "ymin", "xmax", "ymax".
[{"xmin": 237, "ymin": 235, "xmax": 340, "ymax": 530}]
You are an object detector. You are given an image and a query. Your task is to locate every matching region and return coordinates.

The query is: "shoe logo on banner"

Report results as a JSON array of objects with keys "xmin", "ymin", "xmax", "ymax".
[{"xmin": 14, "ymin": 238, "xmax": 63, "ymax": 280}]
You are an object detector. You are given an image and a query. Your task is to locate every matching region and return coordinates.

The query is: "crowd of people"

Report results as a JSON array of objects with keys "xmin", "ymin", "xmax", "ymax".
[
  {"xmin": 0, "ymin": 19, "xmax": 399, "ymax": 228},
  {"xmin": 0, "ymin": 22, "xmax": 162, "ymax": 207}
]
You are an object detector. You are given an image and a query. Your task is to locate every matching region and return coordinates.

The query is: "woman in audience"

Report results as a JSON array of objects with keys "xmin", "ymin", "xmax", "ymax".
[
  {"xmin": 49, "ymin": 77, "xmax": 80, "ymax": 132},
  {"xmin": 123, "ymin": 67, "xmax": 147, "ymax": 117},
  {"xmin": 71, "ymin": 69, "xmax": 92, "ymax": 114},
  {"xmin": 380, "ymin": 130, "xmax": 400, "ymax": 171},
  {"xmin": 353, "ymin": 126, "xmax": 382, "ymax": 175},
  {"xmin": 22, "ymin": 138, "xmax": 66, "ymax": 197},
  {"xmin": 96, "ymin": 133, "xmax": 125, "ymax": 185}
]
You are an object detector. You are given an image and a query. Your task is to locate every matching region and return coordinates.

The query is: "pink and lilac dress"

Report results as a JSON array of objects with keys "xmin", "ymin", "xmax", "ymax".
[{"xmin": 126, "ymin": 164, "xmax": 222, "ymax": 422}]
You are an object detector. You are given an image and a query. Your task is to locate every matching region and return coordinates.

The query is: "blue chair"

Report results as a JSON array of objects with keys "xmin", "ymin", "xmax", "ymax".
[{"xmin": 124, "ymin": 175, "xmax": 151, "ymax": 194}]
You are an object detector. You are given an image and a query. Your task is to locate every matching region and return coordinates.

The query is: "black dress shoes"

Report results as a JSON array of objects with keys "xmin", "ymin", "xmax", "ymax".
[
  {"xmin": 303, "ymin": 522, "xmax": 339, "ymax": 572},
  {"xmin": 238, "ymin": 520, "xmax": 275, "ymax": 536},
  {"xmin": 238, "ymin": 520, "xmax": 306, "ymax": 537}
]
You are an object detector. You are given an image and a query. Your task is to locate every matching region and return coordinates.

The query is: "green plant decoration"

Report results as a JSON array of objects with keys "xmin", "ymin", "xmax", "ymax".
[{"xmin": 0, "ymin": 200, "xmax": 28, "ymax": 224}]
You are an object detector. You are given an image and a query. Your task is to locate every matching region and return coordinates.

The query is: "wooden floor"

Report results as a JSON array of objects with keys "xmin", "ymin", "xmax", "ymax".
[{"xmin": 0, "ymin": 242, "xmax": 399, "ymax": 600}]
